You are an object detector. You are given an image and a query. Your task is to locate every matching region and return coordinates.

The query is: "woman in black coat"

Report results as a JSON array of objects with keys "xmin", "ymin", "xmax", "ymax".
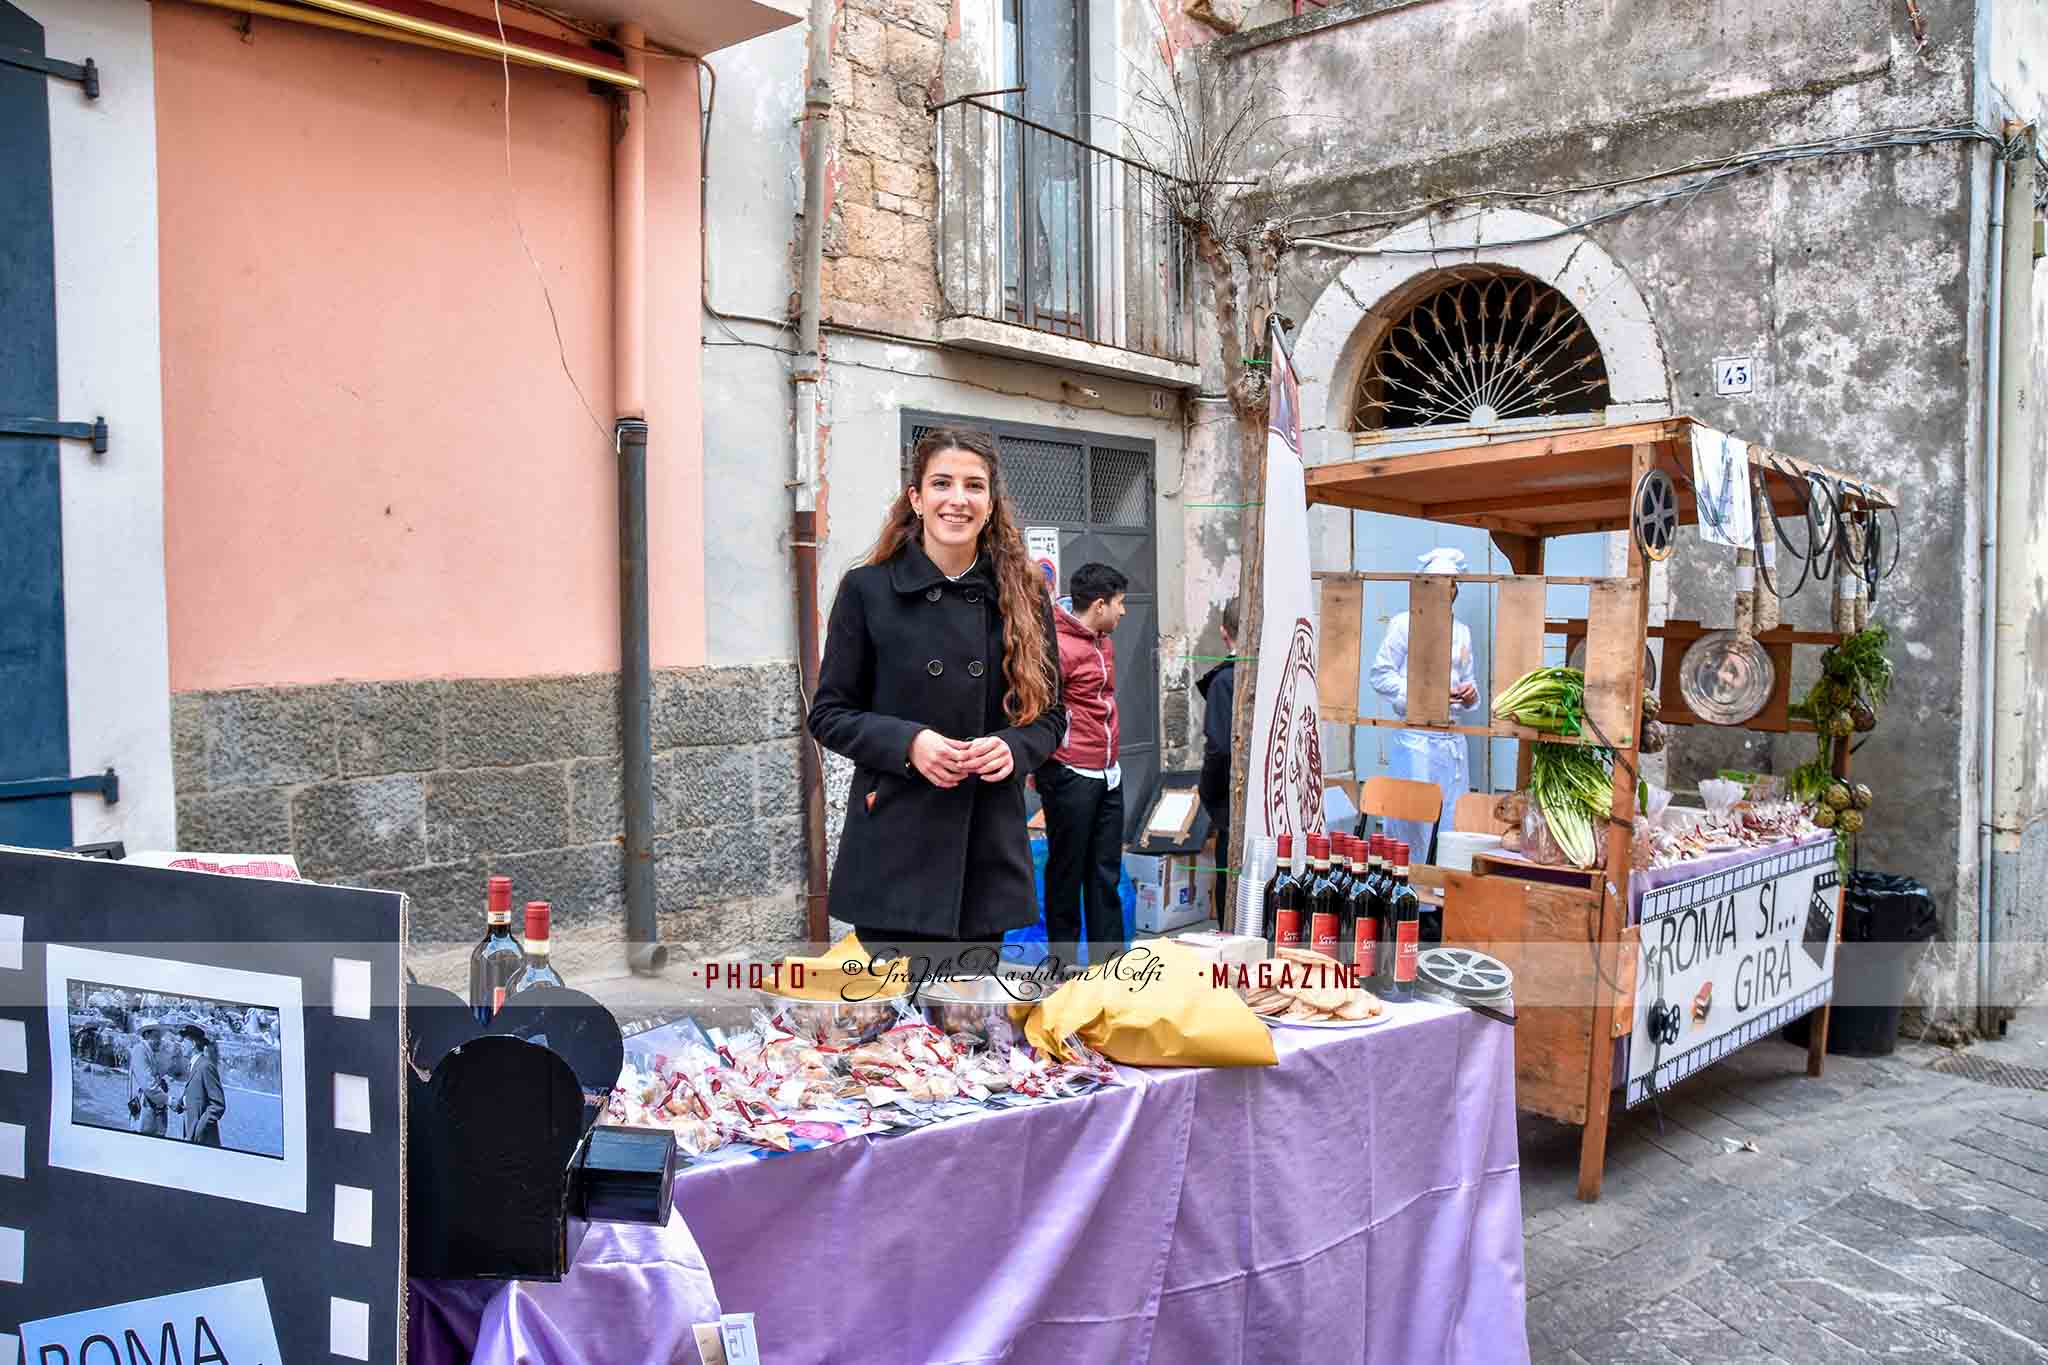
[{"xmin": 809, "ymin": 427, "xmax": 1064, "ymax": 947}]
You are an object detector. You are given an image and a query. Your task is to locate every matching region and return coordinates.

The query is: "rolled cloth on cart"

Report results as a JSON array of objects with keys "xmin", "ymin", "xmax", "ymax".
[{"xmin": 1025, "ymin": 938, "xmax": 1277, "ymax": 1067}]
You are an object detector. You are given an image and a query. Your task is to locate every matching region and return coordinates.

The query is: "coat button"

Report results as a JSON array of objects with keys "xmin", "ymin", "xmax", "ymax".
[
  {"xmin": 927, "ymin": 659, "xmax": 944, "ymax": 676},
  {"xmin": 964, "ymin": 590, "xmax": 981, "ymax": 604},
  {"xmin": 926, "ymin": 587, "xmax": 942, "ymax": 602},
  {"xmin": 968, "ymin": 660, "xmax": 985, "ymax": 677}
]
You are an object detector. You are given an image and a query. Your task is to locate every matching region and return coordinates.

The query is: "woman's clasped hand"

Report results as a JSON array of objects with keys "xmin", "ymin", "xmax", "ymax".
[{"xmin": 910, "ymin": 730, "xmax": 1016, "ymax": 787}]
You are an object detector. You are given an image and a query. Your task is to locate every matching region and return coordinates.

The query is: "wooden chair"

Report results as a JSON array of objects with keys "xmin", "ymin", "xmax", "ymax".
[
  {"xmin": 1358, "ymin": 775, "xmax": 1443, "ymax": 833},
  {"xmin": 1453, "ymin": 792, "xmax": 1512, "ymax": 835}
]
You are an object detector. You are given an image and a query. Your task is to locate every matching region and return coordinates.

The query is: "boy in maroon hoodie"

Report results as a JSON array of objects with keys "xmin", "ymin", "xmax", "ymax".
[{"xmin": 1038, "ymin": 562, "xmax": 1129, "ymax": 965}]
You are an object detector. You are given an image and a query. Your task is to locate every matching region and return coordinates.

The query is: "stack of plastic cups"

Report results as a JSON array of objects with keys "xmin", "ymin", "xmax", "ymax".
[{"xmin": 1234, "ymin": 836, "xmax": 1277, "ymax": 940}]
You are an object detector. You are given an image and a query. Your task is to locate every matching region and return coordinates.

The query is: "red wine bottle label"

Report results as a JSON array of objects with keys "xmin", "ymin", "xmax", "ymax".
[
  {"xmin": 1354, "ymin": 917, "xmax": 1378, "ymax": 975},
  {"xmin": 1310, "ymin": 914, "xmax": 1340, "ymax": 958},
  {"xmin": 1395, "ymin": 920, "xmax": 1419, "ymax": 983},
  {"xmin": 492, "ymin": 986, "xmax": 506, "ymax": 1015},
  {"xmin": 1275, "ymin": 910, "xmax": 1304, "ymax": 947}
]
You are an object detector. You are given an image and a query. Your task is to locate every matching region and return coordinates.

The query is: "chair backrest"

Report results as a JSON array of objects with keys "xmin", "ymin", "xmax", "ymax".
[
  {"xmin": 1453, "ymin": 792, "xmax": 1512, "ymax": 835},
  {"xmin": 1358, "ymin": 775, "xmax": 1443, "ymax": 825}
]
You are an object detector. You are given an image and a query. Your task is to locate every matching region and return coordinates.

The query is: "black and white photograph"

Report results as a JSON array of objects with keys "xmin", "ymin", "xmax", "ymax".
[
  {"xmin": 67, "ymin": 979, "xmax": 285, "ymax": 1159},
  {"xmin": 45, "ymin": 944, "xmax": 309, "ymax": 1213}
]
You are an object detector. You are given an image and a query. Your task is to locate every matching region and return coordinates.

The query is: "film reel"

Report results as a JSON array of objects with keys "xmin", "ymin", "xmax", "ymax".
[{"xmin": 1632, "ymin": 468, "xmax": 1678, "ymax": 561}]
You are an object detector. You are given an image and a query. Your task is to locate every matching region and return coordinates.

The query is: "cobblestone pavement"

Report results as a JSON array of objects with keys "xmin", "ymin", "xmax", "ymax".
[{"xmin": 1520, "ymin": 1036, "xmax": 2048, "ymax": 1363}]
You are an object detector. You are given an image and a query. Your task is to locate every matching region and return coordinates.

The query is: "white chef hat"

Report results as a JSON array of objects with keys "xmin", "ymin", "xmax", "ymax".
[{"xmin": 1417, "ymin": 547, "xmax": 1467, "ymax": 575}]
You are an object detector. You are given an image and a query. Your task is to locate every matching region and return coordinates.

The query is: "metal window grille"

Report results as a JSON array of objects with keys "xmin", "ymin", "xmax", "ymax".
[
  {"xmin": 1352, "ymin": 268, "xmax": 1612, "ymax": 431},
  {"xmin": 1088, "ymin": 445, "xmax": 1151, "ymax": 527}
]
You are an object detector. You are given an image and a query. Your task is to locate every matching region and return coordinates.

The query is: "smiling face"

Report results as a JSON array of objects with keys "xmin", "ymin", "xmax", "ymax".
[{"xmin": 908, "ymin": 447, "xmax": 993, "ymax": 555}]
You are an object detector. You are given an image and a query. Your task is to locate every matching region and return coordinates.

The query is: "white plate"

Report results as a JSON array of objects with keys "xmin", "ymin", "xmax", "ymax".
[{"xmin": 1258, "ymin": 1009, "xmax": 1392, "ymax": 1030}]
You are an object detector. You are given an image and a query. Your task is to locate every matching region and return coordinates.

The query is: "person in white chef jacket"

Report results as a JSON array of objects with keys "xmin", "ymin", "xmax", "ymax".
[{"xmin": 1369, "ymin": 547, "xmax": 1482, "ymax": 862}]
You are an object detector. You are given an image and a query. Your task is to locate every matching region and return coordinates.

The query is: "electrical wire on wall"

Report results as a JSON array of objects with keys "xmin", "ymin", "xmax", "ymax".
[
  {"xmin": 488, "ymin": 0, "xmax": 611, "ymax": 446},
  {"xmin": 1289, "ymin": 124, "xmax": 2008, "ymax": 255}
]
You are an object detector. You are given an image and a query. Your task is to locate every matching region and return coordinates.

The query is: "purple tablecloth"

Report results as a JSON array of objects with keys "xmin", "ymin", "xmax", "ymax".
[
  {"xmin": 409, "ymin": 1001, "xmax": 1527, "ymax": 1364},
  {"xmin": 408, "ymin": 1210, "xmax": 722, "ymax": 1364}
]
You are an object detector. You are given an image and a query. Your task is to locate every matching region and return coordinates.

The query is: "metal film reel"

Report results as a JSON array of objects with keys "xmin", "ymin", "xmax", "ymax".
[
  {"xmin": 1416, "ymin": 946, "xmax": 1513, "ymax": 1002},
  {"xmin": 1632, "ymin": 468, "xmax": 1678, "ymax": 561}
]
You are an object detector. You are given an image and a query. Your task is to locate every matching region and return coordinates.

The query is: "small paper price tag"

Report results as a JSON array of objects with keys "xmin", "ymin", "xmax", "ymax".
[
  {"xmin": 720, "ymin": 1313, "xmax": 763, "ymax": 1365},
  {"xmin": 692, "ymin": 1323, "xmax": 729, "ymax": 1365}
]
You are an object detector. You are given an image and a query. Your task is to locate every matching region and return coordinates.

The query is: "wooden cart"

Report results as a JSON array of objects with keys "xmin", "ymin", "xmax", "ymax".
[{"xmin": 1304, "ymin": 416, "xmax": 1894, "ymax": 1200}]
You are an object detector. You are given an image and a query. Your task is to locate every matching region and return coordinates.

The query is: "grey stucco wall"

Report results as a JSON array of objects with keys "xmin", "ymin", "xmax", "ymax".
[
  {"xmin": 171, "ymin": 666, "xmax": 806, "ymax": 955},
  {"xmin": 1202, "ymin": 0, "xmax": 2002, "ymax": 1005}
]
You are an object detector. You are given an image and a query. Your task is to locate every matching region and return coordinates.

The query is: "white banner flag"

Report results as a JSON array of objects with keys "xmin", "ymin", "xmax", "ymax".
[{"xmin": 1245, "ymin": 324, "xmax": 1326, "ymax": 849}]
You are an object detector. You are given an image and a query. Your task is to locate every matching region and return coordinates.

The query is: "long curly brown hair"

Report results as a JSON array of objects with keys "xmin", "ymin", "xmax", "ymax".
[{"xmin": 865, "ymin": 428, "xmax": 1056, "ymax": 726}]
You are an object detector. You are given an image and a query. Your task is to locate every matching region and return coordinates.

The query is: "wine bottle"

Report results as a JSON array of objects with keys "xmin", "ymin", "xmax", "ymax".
[
  {"xmin": 1307, "ymin": 834, "xmax": 1342, "ymax": 961},
  {"xmin": 468, "ymin": 875, "xmax": 523, "ymax": 1025},
  {"xmin": 508, "ymin": 901, "xmax": 568, "ymax": 995},
  {"xmin": 1345, "ymin": 837, "xmax": 1374, "ymax": 977},
  {"xmin": 1387, "ymin": 842, "xmax": 1420, "ymax": 1000},
  {"xmin": 1267, "ymin": 834, "xmax": 1304, "ymax": 951}
]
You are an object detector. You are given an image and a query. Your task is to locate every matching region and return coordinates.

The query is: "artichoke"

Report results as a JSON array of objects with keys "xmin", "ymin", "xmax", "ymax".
[
  {"xmin": 1641, "ymin": 689, "xmax": 1661, "ymax": 721},
  {"xmin": 1813, "ymin": 805, "xmax": 1838, "ymax": 828},
  {"xmin": 1640, "ymin": 719, "xmax": 1668, "ymax": 754},
  {"xmin": 1851, "ymin": 699, "xmax": 1877, "ymax": 732},
  {"xmin": 1852, "ymin": 783, "xmax": 1874, "ymax": 811},
  {"xmin": 1838, "ymin": 809, "xmax": 1864, "ymax": 835},
  {"xmin": 1828, "ymin": 713, "xmax": 1855, "ymax": 739},
  {"xmin": 1825, "ymin": 783, "xmax": 1853, "ymax": 810}
]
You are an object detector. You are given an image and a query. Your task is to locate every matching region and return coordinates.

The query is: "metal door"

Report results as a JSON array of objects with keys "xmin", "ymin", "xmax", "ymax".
[
  {"xmin": 905, "ymin": 416, "xmax": 1159, "ymax": 839},
  {"xmin": 0, "ymin": 0, "xmax": 74, "ymax": 849}
]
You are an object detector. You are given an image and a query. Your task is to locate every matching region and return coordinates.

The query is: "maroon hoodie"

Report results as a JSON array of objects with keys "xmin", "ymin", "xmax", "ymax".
[{"xmin": 1049, "ymin": 603, "xmax": 1118, "ymax": 770}]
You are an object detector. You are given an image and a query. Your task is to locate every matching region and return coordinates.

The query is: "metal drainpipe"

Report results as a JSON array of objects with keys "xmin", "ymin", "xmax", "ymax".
[
  {"xmin": 1986, "ymin": 125, "xmax": 2039, "ymax": 1034},
  {"xmin": 792, "ymin": 0, "xmax": 835, "ymax": 943},
  {"xmin": 1976, "ymin": 143, "xmax": 2005, "ymax": 1038},
  {"xmin": 616, "ymin": 23, "xmax": 666, "ymax": 974}
]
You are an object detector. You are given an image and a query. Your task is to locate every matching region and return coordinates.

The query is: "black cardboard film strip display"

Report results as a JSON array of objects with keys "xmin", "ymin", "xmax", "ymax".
[{"xmin": 0, "ymin": 848, "xmax": 404, "ymax": 1362}]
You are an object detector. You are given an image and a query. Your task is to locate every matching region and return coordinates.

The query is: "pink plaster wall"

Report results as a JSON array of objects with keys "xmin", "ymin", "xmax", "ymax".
[{"xmin": 154, "ymin": 1, "xmax": 704, "ymax": 690}]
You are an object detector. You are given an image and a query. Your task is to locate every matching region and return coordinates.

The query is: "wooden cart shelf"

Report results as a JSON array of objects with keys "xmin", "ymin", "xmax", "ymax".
[{"xmin": 1303, "ymin": 414, "xmax": 1877, "ymax": 1203}]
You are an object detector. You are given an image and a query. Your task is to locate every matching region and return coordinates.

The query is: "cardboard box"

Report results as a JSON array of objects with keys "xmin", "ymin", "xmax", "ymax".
[{"xmin": 1123, "ymin": 851, "xmax": 1213, "ymax": 935}]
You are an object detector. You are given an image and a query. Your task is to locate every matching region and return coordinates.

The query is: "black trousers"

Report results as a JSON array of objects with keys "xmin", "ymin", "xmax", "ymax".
[
  {"xmin": 1206, "ymin": 806, "xmax": 1229, "ymax": 929},
  {"xmin": 1037, "ymin": 763, "xmax": 1127, "ymax": 965}
]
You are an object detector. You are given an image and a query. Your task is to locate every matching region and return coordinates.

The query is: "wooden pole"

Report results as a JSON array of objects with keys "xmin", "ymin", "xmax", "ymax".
[
  {"xmin": 1808, "ymin": 734, "xmax": 1852, "ymax": 1076},
  {"xmin": 1576, "ymin": 441, "xmax": 1657, "ymax": 1202}
]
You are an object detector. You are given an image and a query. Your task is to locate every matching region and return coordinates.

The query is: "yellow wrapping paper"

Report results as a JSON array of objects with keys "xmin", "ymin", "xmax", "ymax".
[
  {"xmin": 1023, "ymin": 939, "xmax": 1277, "ymax": 1068},
  {"xmin": 762, "ymin": 932, "xmax": 911, "ymax": 1002}
]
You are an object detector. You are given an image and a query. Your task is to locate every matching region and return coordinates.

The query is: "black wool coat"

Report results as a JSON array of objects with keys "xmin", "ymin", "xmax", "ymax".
[{"xmin": 808, "ymin": 540, "xmax": 1064, "ymax": 940}]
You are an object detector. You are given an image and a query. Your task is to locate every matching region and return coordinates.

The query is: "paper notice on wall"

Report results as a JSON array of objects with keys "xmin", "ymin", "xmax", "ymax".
[
  {"xmin": 1025, "ymin": 527, "xmax": 1062, "ymax": 596},
  {"xmin": 1244, "ymin": 323, "xmax": 1326, "ymax": 851},
  {"xmin": 1689, "ymin": 426, "xmax": 1754, "ymax": 549}
]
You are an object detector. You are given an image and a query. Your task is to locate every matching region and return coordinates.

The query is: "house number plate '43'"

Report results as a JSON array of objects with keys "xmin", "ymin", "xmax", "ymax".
[{"xmin": 1714, "ymin": 356, "xmax": 1755, "ymax": 396}]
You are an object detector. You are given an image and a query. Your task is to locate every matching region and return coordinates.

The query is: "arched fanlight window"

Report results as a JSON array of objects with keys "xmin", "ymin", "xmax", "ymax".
[{"xmin": 1352, "ymin": 270, "xmax": 1611, "ymax": 431}]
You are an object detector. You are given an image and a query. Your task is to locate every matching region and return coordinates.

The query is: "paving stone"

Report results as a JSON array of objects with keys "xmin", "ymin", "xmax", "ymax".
[
  {"xmin": 1888, "ymin": 1302, "xmax": 2048, "ymax": 1364},
  {"xmin": 1921, "ymin": 1235, "xmax": 2048, "ymax": 1305},
  {"xmin": 1524, "ymin": 1229, "xmax": 1613, "ymax": 1297},
  {"xmin": 1944, "ymin": 1142, "xmax": 2048, "ymax": 1203},
  {"xmin": 1676, "ymin": 1266, "xmax": 1876, "ymax": 1363}
]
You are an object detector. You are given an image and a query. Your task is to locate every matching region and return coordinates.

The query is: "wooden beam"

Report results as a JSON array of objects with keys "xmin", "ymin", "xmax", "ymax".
[
  {"xmin": 1545, "ymin": 618, "xmax": 1845, "ymax": 647},
  {"xmin": 1428, "ymin": 486, "xmax": 1634, "ymax": 518},
  {"xmin": 1315, "ymin": 571, "xmax": 1611, "ymax": 586},
  {"xmin": 1321, "ymin": 417, "xmax": 1689, "ymax": 487},
  {"xmin": 1405, "ymin": 575, "xmax": 1456, "ymax": 727},
  {"xmin": 1303, "ymin": 486, "xmax": 1429, "ymax": 518},
  {"xmin": 1493, "ymin": 576, "xmax": 1547, "ymax": 706},
  {"xmin": 1492, "ymin": 532, "xmax": 1543, "ymax": 576},
  {"xmin": 1318, "ymin": 578, "xmax": 1364, "ymax": 723}
]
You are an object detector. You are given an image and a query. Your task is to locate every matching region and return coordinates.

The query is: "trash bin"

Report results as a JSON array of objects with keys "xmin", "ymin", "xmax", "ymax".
[{"xmin": 1784, "ymin": 871, "xmax": 1940, "ymax": 1056}]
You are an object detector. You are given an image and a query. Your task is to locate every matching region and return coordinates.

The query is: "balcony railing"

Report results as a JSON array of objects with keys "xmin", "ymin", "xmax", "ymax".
[{"xmin": 933, "ymin": 95, "xmax": 1195, "ymax": 369}]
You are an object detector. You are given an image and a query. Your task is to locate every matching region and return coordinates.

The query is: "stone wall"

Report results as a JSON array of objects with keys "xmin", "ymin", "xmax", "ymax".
[
  {"xmin": 822, "ymin": 0, "xmax": 946, "ymax": 332},
  {"xmin": 171, "ymin": 665, "xmax": 807, "ymax": 956}
]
